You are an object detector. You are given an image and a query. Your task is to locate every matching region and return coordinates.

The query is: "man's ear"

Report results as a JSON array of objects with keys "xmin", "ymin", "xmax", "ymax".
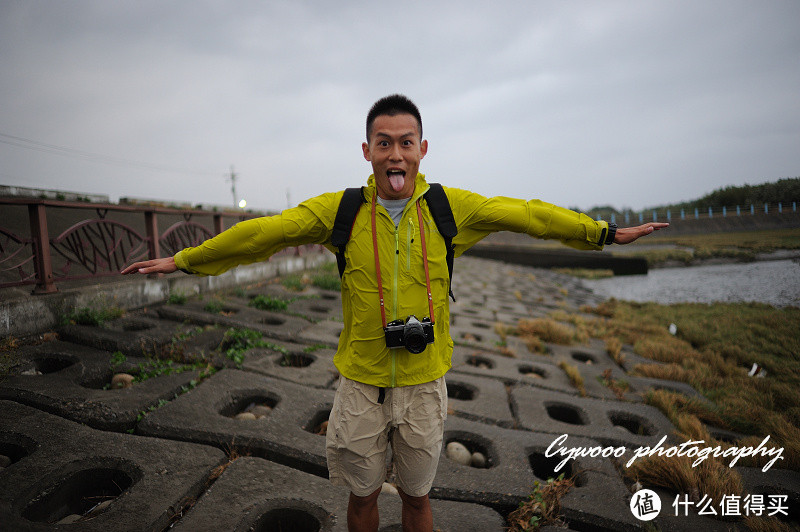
[
  {"xmin": 362, "ymin": 142, "xmax": 371, "ymax": 162},
  {"xmin": 420, "ymin": 139, "xmax": 428, "ymax": 159}
]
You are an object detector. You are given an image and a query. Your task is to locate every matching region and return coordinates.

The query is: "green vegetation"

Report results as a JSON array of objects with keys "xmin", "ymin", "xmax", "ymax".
[
  {"xmin": 507, "ymin": 474, "xmax": 573, "ymax": 530},
  {"xmin": 64, "ymin": 306, "xmax": 124, "ymax": 326},
  {"xmin": 583, "ymin": 299, "xmax": 800, "ymax": 471},
  {"xmin": 249, "ymin": 295, "xmax": 289, "ymax": 312},
  {"xmin": 218, "ymin": 328, "xmax": 287, "ymax": 368},
  {"xmin": 167, "ymin": 291, "xmax": 188, "ymax": 305}
]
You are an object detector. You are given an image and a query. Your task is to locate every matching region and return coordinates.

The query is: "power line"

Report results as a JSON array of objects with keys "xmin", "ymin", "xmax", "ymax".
[{"xmin": 0, "ymin": 132, "xmax": 220, "ymax": 177}]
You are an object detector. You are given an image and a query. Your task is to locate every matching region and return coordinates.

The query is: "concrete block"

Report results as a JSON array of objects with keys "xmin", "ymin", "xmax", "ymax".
[
  {"xmin": 450, "ymin": 346, "xmax": 576, "ymax": 394},
  {"xmin": 0, "ymin": 341, "xmax": 202, "ymax": 431},
  {"xmin": 243, "ymin": 342, "xmax": 339, "ymax": 389},
  {"xmin": 445, "ymin": 373, "xmax": 515, "ymax": 427},
  {"xmin": 512, "ymin": 386, "xmax": 678, "ymax": 449},
  {"xmin": 137, "ymin": 369, "xmax": 335, "ymax": 476},
  {"xmin": 0, "ymin": 401, "xmax": 225, "ymax": 531},
  {"xmin": 157, "ymin": 300, "xmax": 314, "ymax": 342},
  {"xmin": 433, "ymin": 416, "xmax": 642, "ymax": 531},
  {"xmin": 171, "ymin": 457, "xmax": 507, "ymax": 532}
]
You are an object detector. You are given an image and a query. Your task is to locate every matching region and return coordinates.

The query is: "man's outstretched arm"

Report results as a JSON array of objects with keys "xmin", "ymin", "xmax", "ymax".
[
  {"xmin": 121, "ymin": 256, "xmax": 177, "ymax": 275},
  {"xmin": 613, "ymin": 222, "xmax": 669, "ymax": 245}
]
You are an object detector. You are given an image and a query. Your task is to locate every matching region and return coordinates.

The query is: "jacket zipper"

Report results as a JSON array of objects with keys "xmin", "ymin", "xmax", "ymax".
[{"xmin": 407, "ymin": 219, "xmax": 413, "ymax": 270}]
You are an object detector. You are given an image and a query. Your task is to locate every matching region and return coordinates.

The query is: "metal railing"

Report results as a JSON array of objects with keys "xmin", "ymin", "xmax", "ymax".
[
  {"xmin": 598, "ymin": 202, "xmax": 799, "ymax": 224},
  {"xmin": 0, "ymin": 198, "xmax": 324, "ymax": 294}
]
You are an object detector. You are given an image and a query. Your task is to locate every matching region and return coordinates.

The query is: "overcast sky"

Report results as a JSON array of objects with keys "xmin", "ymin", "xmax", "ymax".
[{"xmin": 2, "ymin": 1, "xmax": 798, "ymax": 213}]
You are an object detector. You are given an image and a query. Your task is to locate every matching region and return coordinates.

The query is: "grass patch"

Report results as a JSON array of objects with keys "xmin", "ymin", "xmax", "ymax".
[
  {"xmin": 64, "ymin": 306, "xmax": 124, "ymax": 326},
  {"xmin": 583, "ymin": 299, "xmax": 800, "ymax": 471},
  {"xmin": 248, "ymin": 295, "xmax": 289, "ymax": 312},
  {"xmin": 553, "ymin": 268, "xmax": 614, "ymax": 280},
  {"xmin": 218, "ymin": 328, "xmax": 288, "ymax": 368},
  {"xmin": 516, "ymin": 318, "xmax": 583, "ymax": 346},
  {"xmin": 506, "ymin": 474, "xmax": 574, "ymax": 530},
  {"xmin": 167, "ymin": 291, "xmax": 188, "ymax": 305},
  {"xmin": 558, "ymin": 361, "xmax": 585, "ymax": 397}
]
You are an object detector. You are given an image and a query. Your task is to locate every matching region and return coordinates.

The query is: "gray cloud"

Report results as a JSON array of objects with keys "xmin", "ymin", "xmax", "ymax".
[{"xmin": 1, "ymin": 1, "xmax": 798, "ymax": 212}]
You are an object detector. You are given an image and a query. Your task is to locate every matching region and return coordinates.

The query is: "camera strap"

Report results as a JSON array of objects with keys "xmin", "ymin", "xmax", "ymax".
[{"xmin": 371, "ymin": 193, "xmax": 436, "ymax": 328}]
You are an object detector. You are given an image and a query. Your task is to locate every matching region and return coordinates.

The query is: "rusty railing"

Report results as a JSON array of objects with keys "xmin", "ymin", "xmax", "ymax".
[{"xmin": 0, "ymin": 198, "xmax": 324, "ymax": 294}]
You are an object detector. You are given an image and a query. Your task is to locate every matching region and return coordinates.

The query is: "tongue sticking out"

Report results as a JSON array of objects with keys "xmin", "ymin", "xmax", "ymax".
[{"xmin": 388, "ymin": 172, "xmax": 405, "ymax": 192}]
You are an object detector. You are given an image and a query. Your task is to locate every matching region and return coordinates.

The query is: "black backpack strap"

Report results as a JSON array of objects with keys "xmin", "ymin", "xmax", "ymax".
[
  {"xmin": 331, "ymin": 187, "xmax": 364, "ymax": 278},
  {"xmin": 424, "ymin": 183, "xmax": 458, "ymax": 301}
]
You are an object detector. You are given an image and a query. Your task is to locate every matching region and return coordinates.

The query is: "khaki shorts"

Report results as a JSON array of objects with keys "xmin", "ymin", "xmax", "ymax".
[{"xmin": 326, "ymin": 375, "xmax": 447, "ymax": 497}]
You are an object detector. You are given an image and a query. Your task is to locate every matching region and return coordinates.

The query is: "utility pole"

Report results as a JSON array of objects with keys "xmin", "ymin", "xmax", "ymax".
[{"xmin": 226, "ymin": 165, "xmax": 238, "ymax": 208}]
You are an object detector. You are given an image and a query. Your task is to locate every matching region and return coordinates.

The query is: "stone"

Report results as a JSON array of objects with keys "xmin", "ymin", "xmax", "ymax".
[
  {"xmin": 234, "ymin": 412, "xmax": 257, "ymax": 421},
  {"xmin": 381, "ymin": 482, "xmax": 399, "ymax": 495},
  {"xmin": 470, "ymin": 452, "xmax": 487, "ymax": 468},
  {"xmin": 57, "ymin": 514, "xmax": 83, "ymax": 525},
  {"xmin": 0, "ymin": 455, "xmax": 11, "ymax": 468},
  {"xmin": 445, "ymin": 441, "xmax": 471, "ymax": 466},
  {"xmin": 249, "ymin": 405, "xmax": 273, "ymax": 418},
  {"xmin": 111, "ymin": 373, "xmax": 134, "ymax": 389},
  {"xmin": 316, "ymin": 420, "xmax": 328, "ymax": 435}
]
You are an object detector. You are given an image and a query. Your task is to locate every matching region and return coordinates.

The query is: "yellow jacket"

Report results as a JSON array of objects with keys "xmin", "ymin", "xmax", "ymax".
[{"xmin": 174, "ymin": 173, "xmax": 608, "ymax": 387}]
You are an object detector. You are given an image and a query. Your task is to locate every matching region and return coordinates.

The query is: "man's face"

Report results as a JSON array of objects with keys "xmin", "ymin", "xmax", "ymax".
[{"xmin": 362, "ymin": 113, "xmax": 428, "ymax": 200}]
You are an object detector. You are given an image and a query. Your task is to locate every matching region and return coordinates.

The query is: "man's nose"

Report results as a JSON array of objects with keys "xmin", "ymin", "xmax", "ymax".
[{"xmin": 389, "ymin": 144, "xmax": 403, "ymax": 160}]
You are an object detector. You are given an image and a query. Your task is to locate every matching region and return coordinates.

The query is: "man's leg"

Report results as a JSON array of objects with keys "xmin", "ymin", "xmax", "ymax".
[
  {"xmin": 398, "ymin": 488, "xmax": 433, "ymax": 532},
  {"xmin": 348, "ymin": 488, "xmax": 381, "ymax": 532}
]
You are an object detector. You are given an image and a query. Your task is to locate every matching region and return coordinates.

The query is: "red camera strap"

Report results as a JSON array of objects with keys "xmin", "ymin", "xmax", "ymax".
[{"xmin": 370, "ymin": 193, "xmax": 436, "ymax": 328}]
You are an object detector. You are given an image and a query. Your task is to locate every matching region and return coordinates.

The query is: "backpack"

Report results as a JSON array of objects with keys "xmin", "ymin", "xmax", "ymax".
[{"xmin": 330, "ymin": 183, "xmax": 458, "ymax": 301}]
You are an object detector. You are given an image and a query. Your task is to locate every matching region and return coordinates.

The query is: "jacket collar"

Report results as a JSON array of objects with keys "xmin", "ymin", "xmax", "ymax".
[{"xmin": 365, "ymin": 173, "xmax": 430, "ymax": 205}]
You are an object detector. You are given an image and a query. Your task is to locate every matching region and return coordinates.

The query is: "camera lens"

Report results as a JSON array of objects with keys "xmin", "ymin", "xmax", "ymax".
[{"xmin": 403, "ymin": 316, "xmax": 427, "ymax": 354}]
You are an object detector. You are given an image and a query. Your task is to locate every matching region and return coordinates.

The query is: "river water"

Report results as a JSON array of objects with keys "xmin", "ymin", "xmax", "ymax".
[{"xmin": 585, "ymin": 259, "xmax": 800, "ymax": 307}]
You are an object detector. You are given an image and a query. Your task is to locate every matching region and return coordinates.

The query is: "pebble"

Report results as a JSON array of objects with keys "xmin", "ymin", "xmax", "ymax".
[
  {"xmin": 0, "ymin": 454, "xmax": 11, "ymax": 468},
  {"xmin": 316, "ymin": 420, "xmax": 328, "ymax": 436},
  {"xmin": 234, "ymin": 412, "xmax": 257, "ymax": 421},
  {"xmin": 249, "ymin": 405, "xmax": 273, "ymax": 418},
  {"xmin": 111, "ymin": 373, "xmax": 134, "ymax": 389},
  {"xmin": 381, "ymin": 482, "xmax": 399, "ymax": 495},
  {"xmin": 57, "ymin": 514, "xmax": 83, "ymax": 525},
  {"xmin": 470, "ymin": 452, "xmax": 487, "ymax": 468},
  {"xmin": 445, "ymin": 441, "xmax": 471, "ymax": 466}
]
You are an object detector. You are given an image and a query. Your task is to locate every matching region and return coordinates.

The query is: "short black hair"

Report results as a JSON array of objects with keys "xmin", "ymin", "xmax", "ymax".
[{"xmin": 366, "ymin": 94, "xmax": 423, "ymax": 141}]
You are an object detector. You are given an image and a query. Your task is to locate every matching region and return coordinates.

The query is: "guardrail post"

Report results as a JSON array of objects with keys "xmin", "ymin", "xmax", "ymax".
[
  {"xmin": 144, "ymin": 210, "xmax": 162, "ymax": 278},
  {"xmin": 778, "ymin": 202, "xmax": 783, "ymax": 213},
  {"xmin": 750, "ymin": 204, "xmax": 754, "ymax": 215},
  {"xmin": 213, "ymin": 213, "xmax": 224, "ymax": 235},
  {"xmin": 764, "ymin": 203, "xmax": 768, "ymax": 214},
  {"xmin": 28, "ymin": 203, "xmax": 58, "ymax": 294}
]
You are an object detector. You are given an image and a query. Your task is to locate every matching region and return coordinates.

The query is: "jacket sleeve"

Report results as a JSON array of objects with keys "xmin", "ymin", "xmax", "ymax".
[
  {"xmin": 443, "ymin": 187, "xmax": 608, "ymax": 256},
  {"xmin": 174, "ymin": 192, "xmax": 340, "ymax": 276}
]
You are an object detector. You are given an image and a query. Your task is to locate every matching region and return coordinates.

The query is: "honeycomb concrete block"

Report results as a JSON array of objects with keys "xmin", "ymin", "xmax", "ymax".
[
  {"xmin": 450, "ymin": 346, "xmax": 576, "ymax": 394},
  {"xmin": 57, "ymin": 311, "xmax": 193, "ymax": 356},
  {"xmin": 243, "ymin": 342, "xmax": 339, "ymax": 389},
  {"xmin": 512, "ymin": 386, "xmax": 678, "ymax": 448},
  {"xmin": 297, "ymin": 319, "xmax": 344, "ymax": 347},
  {"xmin": 172, "ymin": 457, "xmax": 507, "ymax": 532},
  {"xmin": 137, "ymin": 369, "xmax": 335, "ymax": 476},
  {"xmin": 157, "ymin": 300, "xmax": 314, "ymax": 342},
  {"xmin": 445, "ymin": 373, "xmax": 515, "ymax": 427},
  {"xmin": 0, "ymin": 341, "xmax": 201, "ymax": 431},
  {"xmin": 434, "ymin": 416, "xmax": 642, "ymax": 531},
  {"xmin": 0, "ymin": 401, "xmax": 225, "ymax": 531}
]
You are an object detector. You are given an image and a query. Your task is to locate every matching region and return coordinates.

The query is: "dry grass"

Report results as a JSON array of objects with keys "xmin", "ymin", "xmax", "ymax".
[
  {"xmin": 516, "ymin": 318, "xmax": 584, "ymax": 346},
  {"xmin": 583, "ymin": 299, "xmax": 800, "ymax": 471},
  {"xmin": 558, "ymin": 361, "xmax": 586, "ymax": 397},
  {"xmin": 604, "ymin": 336, "xmax": 623, "ymax": 365},
  {"xmin": 506, "ymin": 475, "xmax": 575, "ymax": 531},
  {"xmin": 627, "ymin": 453, "xmax": 743, "ymax": 507}
]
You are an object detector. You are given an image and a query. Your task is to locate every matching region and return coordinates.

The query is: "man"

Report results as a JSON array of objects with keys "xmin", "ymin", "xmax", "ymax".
[{"xmin": 123, "ymin": 94, "xmax": 667, "ymax": 531}]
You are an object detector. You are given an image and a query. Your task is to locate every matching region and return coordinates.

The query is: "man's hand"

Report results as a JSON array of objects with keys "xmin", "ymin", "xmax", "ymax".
[
  {"xmin": 120, "ymin": 256, "xmax": 178, "ymax": 275},
  {"xmin": 614, "ymin": 222, "xmax": 669, "ymax": 245}
]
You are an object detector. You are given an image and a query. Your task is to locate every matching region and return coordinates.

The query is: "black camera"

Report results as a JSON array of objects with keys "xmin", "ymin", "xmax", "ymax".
[{"xmin": 384, "ymin": 315, "xmax": 435, "ymax": 354}]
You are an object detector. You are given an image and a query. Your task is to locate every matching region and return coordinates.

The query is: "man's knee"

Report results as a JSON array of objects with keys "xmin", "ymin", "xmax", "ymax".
[
  {"xmin": 397, "ymin": 488, "xmax": 429, "ymax": 510},
  {"xmin": 350, "ymin": 488, "xmax": 381, "ymax": 509}
]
